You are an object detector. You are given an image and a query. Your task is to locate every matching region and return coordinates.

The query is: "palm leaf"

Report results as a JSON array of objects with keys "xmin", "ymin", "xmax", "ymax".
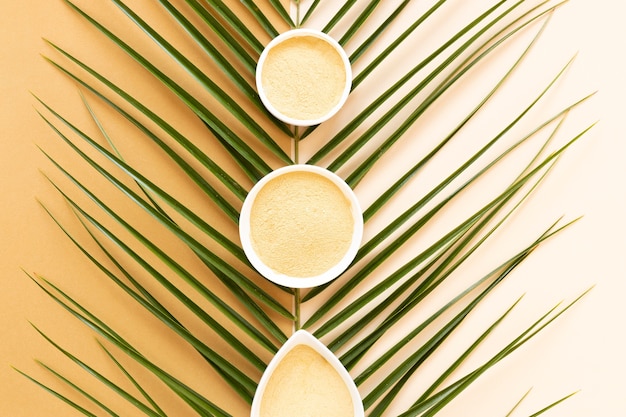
[
  {"xmin": 62, "ymin": 0, "xmax": 278, "ymax": 179},
  {"xmin": 303, "ymin": 23, "xmax": 590, "ymax": 303},
  {"xmin": 320, "ymin": 1, "xmax": 358, "ymax": 33},
  {"xmin": 41, "ymin": 156, "xmax": 289, "ymax": 344},
  {"xmin": 346, "ymin": 0, "xmax": 416, "ymax": 65},
  {"xmin": 240, "ymin": 0, "xmax": 280, "ymax": 38},
  {"xmin": 20, "ymin": 1, "xmax": 595, "ymax": 416},
  {"xmin": 44, "ymin": 43, "xmax": 250, "ymax": 206},
  {"xmin": 25, "ymin": 272, "xmax": 235, "ymax": 416},
  {"xmin": 202, "ymin": 0, "xmax": 265, "ymax": 54},
  {"xmin": 38, "ymin": 200, "xmax": 270, "ymax": 372},
  {"xmin": 399, "ymin": 288, "xmax": 591, "ymax": 417},
  {"xmin": 183, "ymin": 0, "xmax": 257, "ymax": 73},
  {"xmin": 324, "ymin": 136, "xmax": 570, "ymax": 358},
  {"xmin": 32, "ymin": 325, "xmax": 165, "ymax": 417},
  {"xmin": 527, "ymin": 392, "xmax": 579, "ymax": 417},
  {"xmin": 360, "ymin": 219, "xmax": 578, "ymax": 415},
  {"xmin": 108, "ymin": 0, "xmax": 293, "ymax": 151},
  {"xmin": 98, "ymin": 341, "xmax": 168, "ymax": 416}
]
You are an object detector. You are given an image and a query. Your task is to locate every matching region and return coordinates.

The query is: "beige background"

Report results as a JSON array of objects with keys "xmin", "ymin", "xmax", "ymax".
[{"xmin": 2, "ymin": 0, "xmax": 625, "ymax": 416}]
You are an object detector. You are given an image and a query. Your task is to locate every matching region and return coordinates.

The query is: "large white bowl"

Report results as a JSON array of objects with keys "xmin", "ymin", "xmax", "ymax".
[{"xmin": 239, "ymin": 165, "xmax": 363, "ymax": 288}]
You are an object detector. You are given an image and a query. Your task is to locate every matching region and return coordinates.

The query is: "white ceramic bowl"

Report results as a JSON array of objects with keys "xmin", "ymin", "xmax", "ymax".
[
  {"xmin": 239, "ymin": 165, "xmax": 363, "ymax": 288},
  {"xmin": 256, "ymin": 28, "xmax": 352, "ymax": 126},
  {"xmin": 250, "ymin": 330, "xmax": 364, "ymax": 417}
]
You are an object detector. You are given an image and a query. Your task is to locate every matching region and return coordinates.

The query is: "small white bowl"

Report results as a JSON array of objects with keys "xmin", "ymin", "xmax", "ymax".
[
  {"xmin": 239, "ymin": 165, "xmax": 362, "ymax": 288},
  {"xmin": 256, "ymin": 28, "xmax": 352, "ymax": 126},
  {"xmin": 250, "ymin": 330, "xmax": 364, "ymax": 417}
]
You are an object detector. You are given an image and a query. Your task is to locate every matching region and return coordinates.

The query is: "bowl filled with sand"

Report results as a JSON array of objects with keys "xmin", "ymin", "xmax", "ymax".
[
  {"xmin": 256, "ymin": 29, "xmax": 352, "ymax": 126},
  {"xmin": 239, "ymin": 165, "xmax": 363, "ymax": 288}
]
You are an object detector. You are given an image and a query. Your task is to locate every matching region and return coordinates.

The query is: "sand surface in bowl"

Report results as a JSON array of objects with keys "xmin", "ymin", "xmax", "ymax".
[
  {"xmin": 250, "ymin": 171, "xmax": 354, "ymax": 278},
  {"xmin": 260, "ymin": 35, "xmax": 346, "ymax": 121},
  {"xmin": 259, "ymin": 345, "xmax": 354, "ymax": 417}
]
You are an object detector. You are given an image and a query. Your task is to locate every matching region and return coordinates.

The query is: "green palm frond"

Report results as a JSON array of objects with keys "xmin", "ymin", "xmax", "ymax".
[{"xmin": 17, "ymin": 1, "xmax": 595, "ymax": 416}]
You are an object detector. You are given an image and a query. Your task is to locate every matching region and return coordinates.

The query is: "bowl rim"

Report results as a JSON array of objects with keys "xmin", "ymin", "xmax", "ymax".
[
  {"xmin": 239, "ymin": 164, "xmax": 363, "ymax": 289},
  {"xmin": 255, "ymin": 28, "xmax": 352, "ymax": 126},
  {"xmin": 250, "ymin": 329, "xmax": 364, "ymax": 417}
]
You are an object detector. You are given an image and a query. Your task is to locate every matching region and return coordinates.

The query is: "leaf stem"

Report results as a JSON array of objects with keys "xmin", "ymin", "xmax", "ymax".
[
  {"xmin": 294, "ymin": 288, "xmax": 301, "ymax": 331},
  {"xmin": 294, "ymin": 0, "xmax": 301, "ymax": 28},
  {"xmin": 293, "ymin": 125, "xmax": 301, "ymax": 163},
  {"xmin": 293, "ymin": 120, "xmax": 301, "ymax": 332}
]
